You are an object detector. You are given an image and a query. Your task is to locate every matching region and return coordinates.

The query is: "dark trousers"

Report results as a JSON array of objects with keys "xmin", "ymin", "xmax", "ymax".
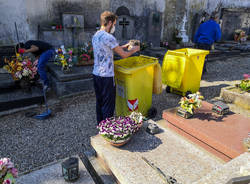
[
  {"xmin": 195, "ymin": 43, "xmax": 211, "ymax": 74},
  {"xmin": 38, "ymin": 49, "xmax": 55, "ymax": 86},
  {"xmin": 93, "ymin": 75, "xmax": 116, "ymax": 124}
]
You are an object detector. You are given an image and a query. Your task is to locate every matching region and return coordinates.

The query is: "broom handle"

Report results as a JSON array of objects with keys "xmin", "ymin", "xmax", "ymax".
[
  {"xmin": 14, "ymin": 22, "xmax": 20, "ymax": 54},
  {"xmin": 43, "ymin": 88, "xmax": 49, "ymax": 112}
]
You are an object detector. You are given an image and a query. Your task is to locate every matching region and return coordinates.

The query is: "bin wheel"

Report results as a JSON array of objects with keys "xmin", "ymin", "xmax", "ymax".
[
  {"xmin": 165, "ymin": 86, "xmax": 171, "ymax": 93},
  {"xmin": 147, "ymin": 107, "xmax": 157, "ymax": 119},
  {"xmin": 185, "ymin": 91, "xmax": 192, "ymax": 98}
]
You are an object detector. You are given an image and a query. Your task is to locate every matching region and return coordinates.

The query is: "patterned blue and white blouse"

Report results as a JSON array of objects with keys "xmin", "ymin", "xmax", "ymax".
[{"xmin": 92, "ymin": 30, "xmax": 119, "ymax": 77}]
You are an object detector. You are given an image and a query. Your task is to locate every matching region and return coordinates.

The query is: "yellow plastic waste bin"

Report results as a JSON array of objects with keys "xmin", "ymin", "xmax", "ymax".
[
  {"xmin": 162, "ymin": 48, "xmax": 209, "ymax": 96},
  {"xmin": 114, "ymin": 55, "xmax": 158, "ymax": 117}
]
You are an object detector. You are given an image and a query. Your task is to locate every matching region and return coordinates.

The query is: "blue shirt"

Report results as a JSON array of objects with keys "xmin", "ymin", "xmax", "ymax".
[
  {"xmin": 92, "ymin": 30, "xmax": 119, "ymax": 77},
  {"xmin": 194, "ymin": 20, "xmax": 221, "ymax": 45}
]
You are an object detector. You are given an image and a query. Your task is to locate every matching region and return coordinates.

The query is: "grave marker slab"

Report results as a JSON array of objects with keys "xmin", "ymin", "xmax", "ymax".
[
  {"xmin": 162, "ymin": 101, "xmax": 250, "ymax": 161},
  {"xmin": 147, "ymin": 11, "xmax": 162, "ymax": 47},
  {"xmin": 115, "ymin": 15, "xmax": 135, "ymax": 41},
  {"xmin": 91, "ymin": 121, "xmax": 223, "ymax": 184},
  {"xmin": 47, "ymin": 63, "xmax": 93, "ymax": 96}
]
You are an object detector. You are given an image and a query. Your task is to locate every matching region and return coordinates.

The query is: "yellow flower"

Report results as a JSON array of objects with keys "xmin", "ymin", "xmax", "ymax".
[
  {"xmin": 16, "ymin": 53, "xmax": 20, "ymax": 57},
  {"xmin": 61, "ymin": 60, "xmax": 67, "ymax": 67},
  {"xmin": 3, "ymin": 65, "xmax": 11, "ymax": 72},
  {"xmin": 17, "ymin": 66, "xmax": 22, "ymax": 71}
]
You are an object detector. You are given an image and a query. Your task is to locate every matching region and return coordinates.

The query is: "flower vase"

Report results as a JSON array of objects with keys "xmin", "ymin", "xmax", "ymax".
[
  {"xmin": 177, "ymin": 107, "xmax": 193, "ymax": 119},
  {"xmin": 62, "ymin": 66, "xmax": 72, "ymax": 74}
]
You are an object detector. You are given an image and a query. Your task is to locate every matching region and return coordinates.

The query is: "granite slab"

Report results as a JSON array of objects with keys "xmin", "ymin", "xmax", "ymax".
[
  {"xmin": 48, "ymin": 63, "xmax": 93, "ymax": 82},
  {"xmin": 0, "ymin": 87, "xmax": 43, "ymax": 112},
  {"xmin": 162, "ymin": 101, "xmax": 250, "ymax": 161},
  {"xmin": 50, "ymin": 75, "xmax": 93, "ymax": 97},
  {"xmin": 0, "ymin": 73, "xmax": 15, "ymax": 91},
  {"xmin": 17, "ymin": 156, "xmax": 95, "ymax": 184},
  {"xmin": 91, "ymin": 120, "xmax": 223, "ymax": 184}
]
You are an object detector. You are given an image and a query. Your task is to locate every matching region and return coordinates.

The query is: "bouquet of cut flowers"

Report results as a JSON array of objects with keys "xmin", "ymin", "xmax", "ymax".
[
  {"xmin": 55, "ymin": 46, "xmax": 74, "ymax": 69},
  {"xmin": 0, "ymin": 158, "xmax": 18, "ymax": 184},
  {"xmin": 179, "ymin": 92, "xmax": 204, "ymax": 114},
  {"xmin": 3, "ymin": 54, "xmax": 38, "ymax": 81},
  {"xmin": 97, "ymin": 117, "xmax": 139, "ymax": 142}
]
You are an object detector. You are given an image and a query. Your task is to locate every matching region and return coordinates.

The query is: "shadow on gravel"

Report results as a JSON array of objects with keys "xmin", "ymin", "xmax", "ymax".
[{"xmin": 200, "ymin": 84, "xmax": 229, "ymax": 100}]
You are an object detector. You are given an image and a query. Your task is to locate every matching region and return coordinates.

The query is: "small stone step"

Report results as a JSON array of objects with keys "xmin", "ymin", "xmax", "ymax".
[
  {"xmin": 0, "ymin": 87, "xmax": 43, "ymax": 112},
  {"xmin": 17, "ymin": 156, "xmax": 95, "ymax": 184}
]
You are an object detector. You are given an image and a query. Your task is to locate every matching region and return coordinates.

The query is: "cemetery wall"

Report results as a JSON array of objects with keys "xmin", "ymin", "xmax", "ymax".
[
  {"xmin": 0, "ymin": 0, "xmax": 166, "ymax": 46},
  {"xmin": 0, "ymin": 0, "xmax": 110, "ymax": 46},
  {"xmin": 1, "ymin": 0, "xmax": 250, "ymax": 45},
  {"xmin": 186, "ymin": 0, "xmax": 250, "ymax": 41}
]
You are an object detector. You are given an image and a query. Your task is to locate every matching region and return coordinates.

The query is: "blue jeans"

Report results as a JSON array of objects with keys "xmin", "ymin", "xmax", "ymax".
[
  {"xmin": 38, "ymin": 49, "xmax": 55, "ymax": 86},
  {"xmin": 93, "ymin": 75, "xmax": 116, "ymax": 124}
]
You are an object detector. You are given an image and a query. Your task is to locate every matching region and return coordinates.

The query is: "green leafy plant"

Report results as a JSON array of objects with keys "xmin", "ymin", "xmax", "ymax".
[{"xmin": 236, "ymin": 74, "xmax": 250, "ymax": 92}]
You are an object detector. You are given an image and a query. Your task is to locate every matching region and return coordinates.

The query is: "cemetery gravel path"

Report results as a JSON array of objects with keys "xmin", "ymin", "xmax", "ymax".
[{"xmin": 0, "ymin": 56, "xmax": 249, "ymax": 173}]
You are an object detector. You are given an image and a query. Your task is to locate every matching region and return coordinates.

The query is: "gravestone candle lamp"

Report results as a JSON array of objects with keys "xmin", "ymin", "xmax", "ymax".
[
  {"xmin": 212, "ymin": 101, "xmax": 229, "ymax": 115},
  {"xmin": 62, "ymin": 157, "xmax": 79, "ymax": 182}
]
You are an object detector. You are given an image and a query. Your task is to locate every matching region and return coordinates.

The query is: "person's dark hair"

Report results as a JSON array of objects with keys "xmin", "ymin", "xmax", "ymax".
[
  {"xmin": 15, "ymin": 42, "xmax": 25, "ymax": 51},
  {"xmin": 210, "ymin": 12, "xmax": 219, "ymax": 20},
  {"xmin": 100, "ymin": 11, "xmax": 118, "ymax": 26}
]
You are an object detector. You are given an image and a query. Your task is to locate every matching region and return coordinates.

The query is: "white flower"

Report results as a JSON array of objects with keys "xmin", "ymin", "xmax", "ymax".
[{"xmin": 22, "ymin": 69, "xmax": 29, "ymax": 77}]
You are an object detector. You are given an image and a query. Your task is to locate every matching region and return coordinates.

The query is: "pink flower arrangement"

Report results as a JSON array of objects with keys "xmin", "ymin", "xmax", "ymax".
[
  {"xmin": 4, "ymin": 55, "xmax": 38, "ymax": 81},
  {"xmin": 0, "ymin": 158, "xmax": 18, "ymax": 184}
]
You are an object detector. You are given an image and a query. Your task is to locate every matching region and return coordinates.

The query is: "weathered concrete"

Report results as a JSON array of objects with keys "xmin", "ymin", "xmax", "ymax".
[
  {"xmin": 220, "ymin": 86, "xmax": 250, "ymax": 110},
  {"xmin": 194, "ymin": 152, "xmax": 250, "ymax": 184}
]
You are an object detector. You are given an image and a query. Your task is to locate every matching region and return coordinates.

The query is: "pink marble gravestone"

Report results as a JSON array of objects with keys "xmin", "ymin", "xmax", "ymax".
[{"xmin": 163, "ymin": 101, "xmax": 250, "ymax": 162}]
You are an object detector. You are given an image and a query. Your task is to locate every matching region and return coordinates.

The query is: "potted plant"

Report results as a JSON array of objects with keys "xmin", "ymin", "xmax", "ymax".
[
  {"xmin": 3, "ymin": 54, "xmax": 38, "ymax": 91},
  {"xmin": 97, "ymin": 116, "xmax": 139, "ymax": 147},
  {"xmin": 235, "ymin": 74, "xmax": 250, "ymax": 92},
  {"xmin": 0, "ymin": 158, "xmax": 18, "ymax": 184},
  {"xmin": 177, "ymin": 92, "xmax": 204, "ymax": 119}
]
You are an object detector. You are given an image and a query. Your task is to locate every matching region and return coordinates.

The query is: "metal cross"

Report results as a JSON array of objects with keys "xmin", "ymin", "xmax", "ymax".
[{"xmin": 119, "ymin": 17, "xmax": 130, "ymax": 39}]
